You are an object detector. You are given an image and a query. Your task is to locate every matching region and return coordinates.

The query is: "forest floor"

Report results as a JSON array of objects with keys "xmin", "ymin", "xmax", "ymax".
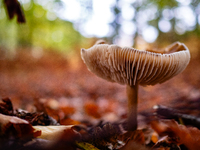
[{"xmin": 0, "ymin": 47, "xmax": 200, "ymax": 149}]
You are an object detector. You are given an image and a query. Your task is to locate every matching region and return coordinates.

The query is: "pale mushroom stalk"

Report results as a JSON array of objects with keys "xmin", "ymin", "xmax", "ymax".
[{"xmin": 126, "ymin": 84, "xmax": 138, "ymax": 130}]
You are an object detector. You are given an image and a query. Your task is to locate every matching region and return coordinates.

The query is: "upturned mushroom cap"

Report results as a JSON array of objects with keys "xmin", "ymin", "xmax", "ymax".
[{"xmin": 81, "ymin": 42, "xmax": 190, "ymax": 86}]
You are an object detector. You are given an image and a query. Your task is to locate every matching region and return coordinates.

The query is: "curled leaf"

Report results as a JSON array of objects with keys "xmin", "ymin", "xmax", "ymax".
[
  {"xmin": 33, "ymin": 125, "xmax": 74, "ymax": 141},
  {"xmin": 0, "ymin": 113, "xmax": 41, "ymax": 149},
  {"xmin": 151, "ymin": 119, "xmax": 200, "ymax": 150},
  {"xmin": 0, "ymin": 98, "xmax": 14, "ymax": 115},
  {"xmin": 0, "ymin": 113, "xmax": 41, "ymax": 138}
]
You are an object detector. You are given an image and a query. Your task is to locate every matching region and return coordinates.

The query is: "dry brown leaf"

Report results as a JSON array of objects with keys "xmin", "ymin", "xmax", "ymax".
[
  {"xmin": 0, "ymin": 98, "xmax": 14, "ymax": 115},
  {"xmin": 151, "ymin": 119, "xmax": 200, "ymax": 150},
  {"xmin": 119, "ymin": 130, "xmax": 149, "ymax": 150},
  {"xmin": 84, "ymin": 102, "xmax": 101, "ymax": 118},
  {"xmin": 0, "ymin": 113, "xmax": 41, "ymax": 138},
  {"xmin": 152, "ymin": 135, "xmax": 181, "ymax": 150},
  {"xmin": 60, "ymin": 117, "xmax": 81, "ymax": 125},
  {"xmin": 60, "ymin": 105, "xmax": 76, "ymax": 116}
]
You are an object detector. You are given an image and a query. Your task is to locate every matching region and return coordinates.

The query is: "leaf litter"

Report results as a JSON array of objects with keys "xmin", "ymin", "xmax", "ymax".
[
  {"xmin": 0, "ymin": 50, "xmax": 200, "ymax": 149},
  {"xmin": 1, "ymin": 97, "xmax": 200, "ymax": 150}
]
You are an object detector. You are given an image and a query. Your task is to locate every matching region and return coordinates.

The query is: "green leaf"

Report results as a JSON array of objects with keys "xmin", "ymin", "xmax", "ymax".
[{"xmin": 76, "ymin": 142, "xmax": 100, "ymax": 150}]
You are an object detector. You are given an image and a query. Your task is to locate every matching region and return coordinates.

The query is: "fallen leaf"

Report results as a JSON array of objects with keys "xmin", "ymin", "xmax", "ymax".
[
  {"xmin": 33, "ymin": 125, "xmax": 74, "ymax": 141},
  {"xmin": 84, "ymin": 102, "xmax": 101, "ymax": 118},
  {"xmin": 151, "ymin": 132, "xmax": 159, "ymax": 144},
  {"xmin": 60, "ymin": 105, "xmax": 76, "ymax": 116},
  {"xmin": 76, "ymin": 142, "xmax": 100, "ymax": 150},
  {"xmin": 0, "ymin": 113, "xmax": 41, "ymax": 148},
  {"xmin": 0, "ymin": 98, "xmax": 14, "ymax": 115},
  {"xmin": 119, "ymin": 130, "xmax": 149, "ymax": 150},
  {"xmin": 151, "ymin": 119, "xmax": 200, "ymax": 150},
  {"xmin": 152, "ymin": 136, "xmax": 181, "ymax": 150},
  {"xmin": 0, "ymin": 113, "xmax": 41, "ymax": 138}
]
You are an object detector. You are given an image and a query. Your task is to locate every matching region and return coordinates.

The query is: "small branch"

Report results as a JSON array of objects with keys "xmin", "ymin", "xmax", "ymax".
[{"xmin": 154, "ymin": 105, "xmax": 200, "ymax": 129}]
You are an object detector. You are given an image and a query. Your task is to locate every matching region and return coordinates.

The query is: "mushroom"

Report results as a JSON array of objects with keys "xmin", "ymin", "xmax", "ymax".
[{"xmin": 81, "ymin": 41, "xmax": 190, "ymax": 131}]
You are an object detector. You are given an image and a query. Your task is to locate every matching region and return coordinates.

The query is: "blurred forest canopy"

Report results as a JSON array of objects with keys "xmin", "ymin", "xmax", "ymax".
[
  {"xmin": 0, "ymin": 0, "xmax": 87, "ymax": 56},
  {"xmin": 104, "ymin": 0, "xmax": 200, "ymax": 47},
  {"xmin": 0, "ymin": 0, "xmax": 200, "ymax": 56}
]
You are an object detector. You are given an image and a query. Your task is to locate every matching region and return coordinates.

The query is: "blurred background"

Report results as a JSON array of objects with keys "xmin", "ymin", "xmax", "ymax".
[
  {"xmin": 0, "ymin": 0, "xmax": 200, "ymax": 122},
  {"xmin": 1, "ymin": 0, "xmax": 200, "ymax": 55}
]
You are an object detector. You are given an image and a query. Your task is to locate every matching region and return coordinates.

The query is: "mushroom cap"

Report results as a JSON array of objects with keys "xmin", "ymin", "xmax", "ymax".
[{"xmin": 81, "ymin": 42, "xmax": 190, "ymax": 86}]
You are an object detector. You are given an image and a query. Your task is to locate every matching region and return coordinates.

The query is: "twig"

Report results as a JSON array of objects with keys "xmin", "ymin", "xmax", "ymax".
[{"xmin": 154, "ymin": 105, "xmax": 200, "ymax": 129}]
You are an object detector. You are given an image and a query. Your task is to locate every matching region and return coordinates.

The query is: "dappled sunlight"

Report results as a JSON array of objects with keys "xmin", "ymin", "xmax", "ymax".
[{"xmin": 0, "ymin": 0, "xmax": 200, "ymax": 149}]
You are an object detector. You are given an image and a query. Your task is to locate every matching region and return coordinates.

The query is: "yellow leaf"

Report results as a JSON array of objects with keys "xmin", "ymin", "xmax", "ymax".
[{"xmin": 76, "ymin": 142, "xmax": 100, "ymax": 150}]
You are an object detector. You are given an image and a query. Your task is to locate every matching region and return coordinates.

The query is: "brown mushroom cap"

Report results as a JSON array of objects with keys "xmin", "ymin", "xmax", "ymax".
[{"xmin": 81, "ymin": 42, "xmax": 190, "ymax": 86}]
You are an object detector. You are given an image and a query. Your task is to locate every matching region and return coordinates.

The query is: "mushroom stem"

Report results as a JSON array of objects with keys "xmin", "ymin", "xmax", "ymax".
[{"xmin": 126, "ymin": 84, "xmax": 138, "ymax": 131}]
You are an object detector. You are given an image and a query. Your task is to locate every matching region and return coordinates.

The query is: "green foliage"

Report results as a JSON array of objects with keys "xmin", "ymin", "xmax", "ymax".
[
  {"xmin": 151, "ymin": 0, "xmax": 178, "ymax": 9},
  {"xmin": 0, "ymin": 0, "xmax": 85, "ymax": 54}
]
